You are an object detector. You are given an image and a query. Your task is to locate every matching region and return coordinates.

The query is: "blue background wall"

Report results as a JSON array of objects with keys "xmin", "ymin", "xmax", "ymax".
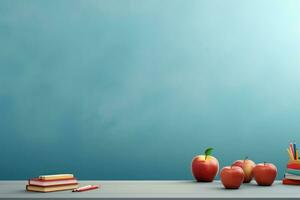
[{"xmin": 0, "ymin": 0, "xmax": 300, "ymax": 180}]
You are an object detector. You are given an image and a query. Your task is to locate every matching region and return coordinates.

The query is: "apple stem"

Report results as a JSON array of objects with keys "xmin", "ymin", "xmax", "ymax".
[
  {"xmin": 244, "ymin": 156, "xmax": 248, "ymax": 162},
  {"xmin": 264, "ymin": 162, "xmax": 266, "ymax": 166}
]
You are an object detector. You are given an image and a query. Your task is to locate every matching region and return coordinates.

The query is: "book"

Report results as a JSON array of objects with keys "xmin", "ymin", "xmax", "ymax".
[
  {"xmin": 282, "ymin": 178, "xmax": 300, "ymax": 185},
  {"xmin": 286, "ymin": 169, "xmax": 300, "ymax": 176},
  {"xmin": 285, "ymin": 173, "xmax": 300, "ymax": 180},
  {"xmin": 38, "ymin": 174, "xmax": 74, "ymax": 180},
  {"xmin": 288, "ymin": 160, "xmax": 300, "ymax": 165},
  {"xmin": 26, "ymin": 183, "xmax": 78, "ymax": 192},
  {"xmin": 287, "ymin": 163, "xmax": 300, "ymax": 170},
  {"xmin": 28, "ymin": 178, "xmax": 77, "ymax": 187}
]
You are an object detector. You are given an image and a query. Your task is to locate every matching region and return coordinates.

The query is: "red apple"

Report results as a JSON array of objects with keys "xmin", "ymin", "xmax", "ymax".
[
  {"xmin": 191, "ymin": 148, "xmax": 219, "ymax": 182},
  {"xmin": 220, "ymin": 166, "xmax": 244, "ymax": 189},
  {"xmin": 232, "ymin": 157, "xmax": 256, "ymax": 183},
  {"xmin": 253, "ymin": 162, "xmax": 277, "ymax": 186}
]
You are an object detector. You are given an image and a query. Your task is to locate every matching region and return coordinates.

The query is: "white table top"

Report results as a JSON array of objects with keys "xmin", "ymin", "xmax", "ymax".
[{"xmin": 0, "ymin": 180, "xmax": 299, "ymax": 199}]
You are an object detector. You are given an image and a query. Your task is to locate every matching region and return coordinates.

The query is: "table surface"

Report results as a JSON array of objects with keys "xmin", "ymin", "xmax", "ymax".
[{"xmin": 0, "ymin": 180, "xmax": 300, "ymax": 199}]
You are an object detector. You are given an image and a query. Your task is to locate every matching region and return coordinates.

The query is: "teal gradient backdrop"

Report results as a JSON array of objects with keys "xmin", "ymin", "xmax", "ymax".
[{"xmin": 1, "ymin": 0, "xmax": 300, "ymax": 180}]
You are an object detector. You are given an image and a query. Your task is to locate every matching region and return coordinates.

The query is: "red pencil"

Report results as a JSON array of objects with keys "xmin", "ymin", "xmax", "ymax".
[{"xmin": 72, "ymin": 185, "xmax": 99, "ymax": 192}]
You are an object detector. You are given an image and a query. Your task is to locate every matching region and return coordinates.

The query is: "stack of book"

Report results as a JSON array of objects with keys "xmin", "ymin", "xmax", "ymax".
[
  {"xmin": 283, "ymin": 143, "xmax": 300, "ymax": 185},
  {"xmin": 26, "ymin": 174, "xmax": 78, "ymax": 192}
]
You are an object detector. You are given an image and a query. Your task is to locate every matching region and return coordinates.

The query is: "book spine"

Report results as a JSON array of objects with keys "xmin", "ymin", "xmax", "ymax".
[
  {"xmin": 29, "ymin": 182, "xmax": 78, "ymax": 187},
  {"xmin": 285, "ymin": 175, "xmax": 300, "ymax": 180},
  {"xmin": 282, "ymin": 178, "xmax": 300, "ymax": 185},
  {"xmin": 286, "ymin": 169, "xmax": 300, "ymax": 176},
  {"xmin": 39, "ymin": 174, "xmax": 74, "ymax": 180},
  {"xmin": 27, "ymin": 184, "xmax": 78, "ymax": 193},
  {"xmin": 29, "ymin": 177, "xmax": 76, "ymax": 182}
]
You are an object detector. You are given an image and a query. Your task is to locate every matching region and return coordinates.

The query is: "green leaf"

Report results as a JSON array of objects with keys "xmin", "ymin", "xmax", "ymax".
[{"xmin": 205, "ymin": 147, "xmax": 214, "ymax": 156}]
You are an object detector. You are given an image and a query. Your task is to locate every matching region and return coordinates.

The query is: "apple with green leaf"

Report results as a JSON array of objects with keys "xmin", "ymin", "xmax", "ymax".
[
  {"xmin": 191, "ymin": 147, "xmax": 219, "ymax": 182},
  {"xmin": 232, "ymin": 157, "xmax": 256, "ymax": 183}
]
